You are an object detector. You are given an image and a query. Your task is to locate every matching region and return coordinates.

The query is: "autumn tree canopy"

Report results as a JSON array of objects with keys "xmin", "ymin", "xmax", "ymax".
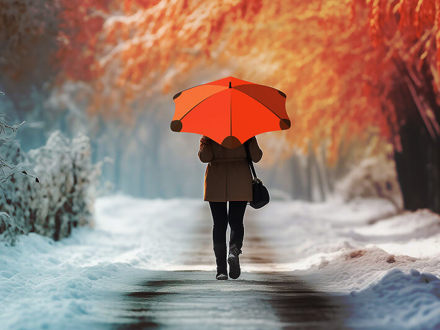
[{"xmin": 3, "ymin": 0, "xmax": 440, "ymax": 164}]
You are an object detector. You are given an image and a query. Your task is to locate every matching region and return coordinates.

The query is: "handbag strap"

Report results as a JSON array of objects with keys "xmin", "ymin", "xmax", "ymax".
[{"xmin": 244, "ymin": 140, "xmax": 258, "ymax": 180}]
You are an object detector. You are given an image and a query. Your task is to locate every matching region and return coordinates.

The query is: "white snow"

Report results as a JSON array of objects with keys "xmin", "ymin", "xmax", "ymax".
[
  {"xmin": 0, "ymin": 195, "xmax": 203, "ymax": 329},
  {"xmin": 1, "ymin": 194, "xmax": 439, "ymax": 328},
  {"xmin": 256, "ymin": 195, "xmax": 440, "ymax": 328},
  {"xmin": 347, "ymin": 268, "xmax": 440, "ymax": 328}
]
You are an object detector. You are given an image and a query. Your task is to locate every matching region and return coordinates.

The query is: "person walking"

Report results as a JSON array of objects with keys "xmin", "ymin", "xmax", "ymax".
[{"xmin": 198, "ymin": 135, "xmax": 263, "ymax": 280}]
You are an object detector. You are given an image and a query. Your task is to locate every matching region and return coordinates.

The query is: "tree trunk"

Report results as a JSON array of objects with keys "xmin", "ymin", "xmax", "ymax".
[
  {"xmin": 306, "ymin": 142, "xmax": 313, "ymax": 201},
  {"xmin": 138, "ymin": 143, "xmax": 149, "ymax": 197},
  {"xmin": 320, "ymin": 142, "xmax": 334, "ymax": 193},
  {"xmin": 113, "ymin": 140, "xmax": 122, "ymax": 191},
  {"xmin": 290, "ymin": 153, "xmax": 306, "ymax": 199},
  {"xmin": 389, "ymin": 63, "xmax": 440, "ymax": 214},
  {"xmin": 312, "ymin": 147, "xmax": 326, "ymax": 201},
  {"xmin": 393, "ymin": 120, "xmax": 440, "ymax": 213}
]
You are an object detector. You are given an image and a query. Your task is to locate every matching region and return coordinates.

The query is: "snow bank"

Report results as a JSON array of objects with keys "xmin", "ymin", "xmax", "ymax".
[
  {"xmin": 251, "ymin": 196, "xmax": 440, "ymax": 327},
  {"xmin": 0, "ymin": 195, "xmax": 202, "ymax": 329},
  {"xmin": 252, "ymin": 196, "xmax": 440, "ymax": 289},
  {"xmin": 348, "ymin": 268, "xmax": 440, "ymax": 329}
]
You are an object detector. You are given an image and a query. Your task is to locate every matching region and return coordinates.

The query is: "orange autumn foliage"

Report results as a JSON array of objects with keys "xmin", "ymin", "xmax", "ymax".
[
  {"xmin": 55, "ymin": 0, "xmax": 440, "ymax": 164},
  {"xmin": 54, "ymin": 0, "xmax": 112, "ymax": 82}
]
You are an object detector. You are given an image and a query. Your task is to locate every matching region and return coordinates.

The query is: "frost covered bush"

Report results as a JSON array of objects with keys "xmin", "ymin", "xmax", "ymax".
[
  {"xmin": 0, "ymin": 130, "xmax": 100, "ymax": 244},
  {"xmin": 0, "ymin": 116, "xmax": 27, "ymax": 242},
  {"xmin": 0, "ymin": 115, "xmax": 25, "ymax": 183},
  {"xmin": 335, "ymin": 154, "xmax": 403, "ymax": 210}
]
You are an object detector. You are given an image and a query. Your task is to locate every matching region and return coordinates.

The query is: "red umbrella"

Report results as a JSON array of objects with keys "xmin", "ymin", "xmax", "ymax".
[{"xmin": 171, "ymin": 76, "xmax": 291, "ymax": 148}]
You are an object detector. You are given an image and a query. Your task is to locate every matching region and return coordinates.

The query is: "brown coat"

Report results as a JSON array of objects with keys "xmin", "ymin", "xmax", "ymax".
[{"xmin": 198, "ymin": 136, "xmax": 263, "ymax": 202}]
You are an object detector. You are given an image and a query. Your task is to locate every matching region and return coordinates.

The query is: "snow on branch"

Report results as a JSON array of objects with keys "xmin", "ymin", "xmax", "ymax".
[
  {"xmin": 335, "ymin": 154, "xmax": 403, "ymax": 212},
  {"xmin": 0, "ymin": 129, "xmax": 101, "ymax": 245}
]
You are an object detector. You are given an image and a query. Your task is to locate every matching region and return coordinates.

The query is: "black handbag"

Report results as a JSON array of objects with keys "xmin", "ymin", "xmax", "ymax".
[{"xmin": 244, "ymin": 140, "xmax": 270, "ymax": 209}]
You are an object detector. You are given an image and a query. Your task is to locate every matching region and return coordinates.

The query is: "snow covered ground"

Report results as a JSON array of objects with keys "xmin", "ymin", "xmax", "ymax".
[
  {"xmin": 1, "ymin": 194, "xmax": 440, "ymax": 328},
  {"xmin": 258, "ymin": 196, "xmax": 440, "ymax": 328},
  {"xmin": 0, "ymin": 196, "xmax": 204, "ymax": 329}
]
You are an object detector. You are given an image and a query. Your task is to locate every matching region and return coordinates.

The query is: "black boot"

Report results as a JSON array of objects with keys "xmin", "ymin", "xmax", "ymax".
[
  {"xmin": 213, "ymin": 243, "xmax": 228, "ymax": 280},
  {"xmin": 228, "ymin": 245, "xmax": 242, "ymax": 279}
]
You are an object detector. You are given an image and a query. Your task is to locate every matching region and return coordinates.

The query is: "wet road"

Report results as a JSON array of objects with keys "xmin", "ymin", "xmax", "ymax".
[{"xmin": 111, "ymin": 204, "xmax": 350, "ymax": 329}]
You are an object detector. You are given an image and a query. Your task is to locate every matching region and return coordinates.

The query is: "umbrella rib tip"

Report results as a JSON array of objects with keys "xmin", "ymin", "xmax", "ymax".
[
  {"xmin": 170, "ymin": 120, "xmax": 183, "ymax": 132},
  {"xmin": 280, "ymin": 118, "xmax": 291, "ymax": 130}
]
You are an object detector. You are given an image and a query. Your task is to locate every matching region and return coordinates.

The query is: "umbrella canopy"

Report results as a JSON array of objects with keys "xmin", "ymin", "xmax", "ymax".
[{"xmin": 170, "ymin": 76, "xmax": 291, "ymax": 149}]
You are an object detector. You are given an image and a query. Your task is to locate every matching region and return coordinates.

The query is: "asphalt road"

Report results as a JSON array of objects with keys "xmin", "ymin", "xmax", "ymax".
[{"xmin": 111, "ymin": 204, "xmax": 350, "ymax": 329}]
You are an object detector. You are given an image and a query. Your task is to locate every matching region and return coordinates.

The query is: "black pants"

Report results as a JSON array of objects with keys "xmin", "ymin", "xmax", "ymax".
[
  {"xmin": 208, "ymin": 201, "xmax": 247, "ymax": 250},
  {"xmin": 209, "ymin": 201, "xmax": 247, "ymax": 273}
]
